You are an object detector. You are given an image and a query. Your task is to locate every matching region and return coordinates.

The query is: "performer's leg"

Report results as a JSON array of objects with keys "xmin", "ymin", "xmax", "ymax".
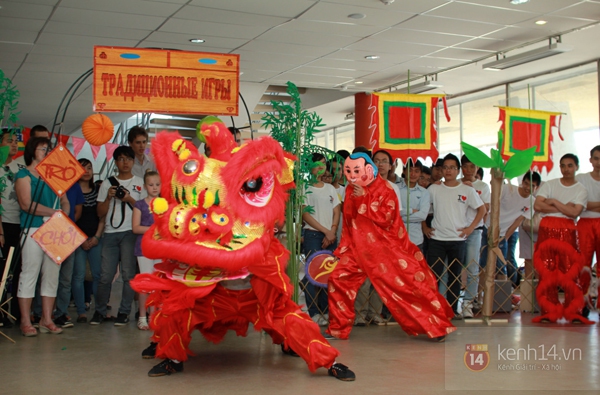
[
  {"xmin": 265, "ymin": 299, "xmax": 339, "ymax": 372},
  {"xmin": 577, "ymin": 218, "xmax": 600, "ymax": 301},
  {"xmin": 327, "ymin": 255, "xmax": 367, "ymax": 339},
  {"xmin": 363, "ymin": 246, "xmax": 456, "ymax": 338}
]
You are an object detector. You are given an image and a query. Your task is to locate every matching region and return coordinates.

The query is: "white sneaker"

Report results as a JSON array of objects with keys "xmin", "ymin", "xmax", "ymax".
[
  {"xmin": 462, "ymin": 302, "xmax": 474, "ymax": 319},
  {"xmin": 311, "ymin": 314, "xmax": 329, "ymax": 326}
]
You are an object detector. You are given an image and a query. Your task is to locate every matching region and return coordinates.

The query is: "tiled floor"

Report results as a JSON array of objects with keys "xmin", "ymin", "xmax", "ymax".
[{"xmin": 1, "ymin": 308, "xmax": 598, "ymax": 395}]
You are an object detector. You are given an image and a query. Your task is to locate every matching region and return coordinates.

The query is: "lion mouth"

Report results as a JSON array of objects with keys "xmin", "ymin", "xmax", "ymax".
[{"xmin": 154, "ymin": 260, "xmax": 250, "ymax": 287}]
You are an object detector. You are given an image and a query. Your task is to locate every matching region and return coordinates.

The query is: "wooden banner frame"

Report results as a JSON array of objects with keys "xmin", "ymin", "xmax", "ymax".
[{"xmin": 93, "ymin": 46, "xmax": 240, "ymax": 116}]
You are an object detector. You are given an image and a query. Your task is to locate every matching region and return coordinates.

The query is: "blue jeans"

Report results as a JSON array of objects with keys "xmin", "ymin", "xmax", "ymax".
[
  {"xmin": 95, "ymin": 231, "xmax": 137, "ymax": 317},
  {"xmin": 72, "ymin": 240, "xmax": 102, "ymax": 315},
  {"xmin": 301, "ymin": 229, "xmax": 337, "ymax": 317},
  {"xmin": 54, "ymin": 251, "xmax": 75, "ymax": 317},
  {"xmin": 426, "ymin": 238, "xmax": 466, "ymax": 312},
  {"xmin": 504, "ymin": 232, "xmax": 519, "ymax": 287},
  {"xmin": 463, "ymin": 229, "xmax": 483, "ymax": 303}
]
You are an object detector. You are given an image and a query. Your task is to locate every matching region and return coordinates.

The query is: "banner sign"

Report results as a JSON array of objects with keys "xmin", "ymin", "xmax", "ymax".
[
  {"xmin": 369, "ymin": 93, "xmax": 450, "ymax": 164},
  {"xmin": 93, "ymin": 46, "xmax": 239, "ymax": 116},
  {"xmin": 498, "ymin": 106, "xmax": 563, "ymax": 173}
]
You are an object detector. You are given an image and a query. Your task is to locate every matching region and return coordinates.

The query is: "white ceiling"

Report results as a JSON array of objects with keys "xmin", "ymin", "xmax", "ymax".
[{"xmin": 1, "ymin": 0, "xmax": 600, "ymax": 134}]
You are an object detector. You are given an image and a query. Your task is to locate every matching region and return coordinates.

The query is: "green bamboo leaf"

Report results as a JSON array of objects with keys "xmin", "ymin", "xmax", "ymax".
[
  {"xmin": 503, "ymin": 146, "xmax": 537, "ymax": 179},
  {"xmin": 461, "ymin": 142, "xmax": 496, "ymax": 168},
  {"xmin": 0, "ymin": 146, "xmax": 9, "ymax": 166},
  {"xmin": 490, "ymin": 148, "xmax": 504, "ymax": 169}
]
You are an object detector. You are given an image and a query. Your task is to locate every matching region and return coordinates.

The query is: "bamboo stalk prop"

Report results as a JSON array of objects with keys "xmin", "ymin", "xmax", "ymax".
[
  {"xmin": 461, "ymin": 131, "xmax": 535, "ymax": 324},
  {"xmin": 263, "ymin": 82, "xmax": 326, "ymax": 303}
]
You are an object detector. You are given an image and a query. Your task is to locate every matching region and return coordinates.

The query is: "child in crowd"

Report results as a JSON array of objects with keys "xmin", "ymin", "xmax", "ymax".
[
  {"xmin": 132, "ymin": 171, "xmax": 161, "ymax": 330},
  {"xmin": 301, "ymin": 153, "xmax": 341, "ymax": 325}
]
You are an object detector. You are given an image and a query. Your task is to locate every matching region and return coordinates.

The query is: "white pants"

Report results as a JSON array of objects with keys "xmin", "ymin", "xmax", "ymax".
[
  {"xmin": 18, "ymin": 230, "xmax": 60, "ymax": 298},
  {"xmin": 137, "ymin": 256, "xmax": 159, "ymax": 274}
]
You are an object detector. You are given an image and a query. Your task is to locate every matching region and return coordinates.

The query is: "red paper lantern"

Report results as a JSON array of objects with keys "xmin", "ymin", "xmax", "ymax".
[{"xmin": 82, "ymin": 113, "xmax": 114, "ymax": 146}]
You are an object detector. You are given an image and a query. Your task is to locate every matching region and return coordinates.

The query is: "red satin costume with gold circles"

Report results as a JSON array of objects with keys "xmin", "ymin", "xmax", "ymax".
[
  {"xmin": 131, "ymin": 121, "xmax": 339, "ymax": 372},
  {"xmin": 533, "ymin": 217, "xmax": 593, "ymax": 324},
  {"xmin": 327, "ymin": 176, "xmax": 456, "ymax": 339}
]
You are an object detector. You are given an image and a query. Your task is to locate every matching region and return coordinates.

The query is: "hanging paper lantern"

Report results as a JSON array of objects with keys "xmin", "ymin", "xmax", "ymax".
[{"xmin": 82, "ymin": 113, "xmax": 114, "ymax": 146}]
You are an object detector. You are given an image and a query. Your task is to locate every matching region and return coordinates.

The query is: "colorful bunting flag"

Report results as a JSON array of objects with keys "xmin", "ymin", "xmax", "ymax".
[
  {"xmin": 90, "ymin": 144, "xmax": 102, "ymax": 160},
  {"xmin": 498, "ymin": 107, "xmax": 563, "ymax": 173},
  {"xmin": 369, "ymin": 93, "xmax": 450, "ymax": 164},
  {"xmin": 71, "ymin": 137, "xmax": 86, "ymax": 157},
  {"xmin": 105, "ymin": 143, "xmax": 119, "ymax": 161}
]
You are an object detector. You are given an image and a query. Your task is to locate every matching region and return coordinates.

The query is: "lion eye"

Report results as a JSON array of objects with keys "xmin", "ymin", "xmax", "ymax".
[
  {"xmin": 240, "ymin": 173, "xmax": 274, "ymax": 208},
  {"xmin": 242, "ymin": 177, "xmax": 262, "ymax": 193},
  {"xmin": 183, "ymin": 160, "xmax": 199, "ymax": 175}
]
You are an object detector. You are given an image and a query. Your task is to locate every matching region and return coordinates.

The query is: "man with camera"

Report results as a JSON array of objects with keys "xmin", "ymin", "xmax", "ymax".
[{"xmin": 90, "ymin": 146, "xmax": 146, "ymax": 326}]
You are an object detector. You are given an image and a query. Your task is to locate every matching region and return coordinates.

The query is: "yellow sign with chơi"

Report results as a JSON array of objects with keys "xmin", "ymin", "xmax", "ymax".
[{"xmin": 93, "ymin": 46, "xmax": 240, "ymax": 116}]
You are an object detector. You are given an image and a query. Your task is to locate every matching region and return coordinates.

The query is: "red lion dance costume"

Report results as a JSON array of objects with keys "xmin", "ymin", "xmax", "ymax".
[
  {"xmin": 327, "ymin": 153, "xmax": 456, "ymax": 341},
  {"xmin": 131, "ymin": 117, "xmax": 354, "ymax": 380},
  {"xmin": 533, "ymin": 216, "xmax": 593, "ymax": 324}
]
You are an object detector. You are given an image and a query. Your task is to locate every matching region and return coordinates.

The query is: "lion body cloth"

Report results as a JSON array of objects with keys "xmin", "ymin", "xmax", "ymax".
[{"xmin": 131, "ymin": 119, "xmax": 339, "ymax": 372}]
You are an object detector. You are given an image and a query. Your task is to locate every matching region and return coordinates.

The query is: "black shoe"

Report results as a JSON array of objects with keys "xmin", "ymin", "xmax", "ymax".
[
  {"xmin": 54, "ymin": 314, "xmax": 74, "ymax": 328},
  {"xmin": 452, "ymin": 313, "xmax": 463, "ymax": 321},
  {"xmin": 148, "ymin": 359, "xmax": 183, "ymax": 377},
  {"xmin": 431, "ymin": 336, "xmax": 446, "ymax": 343},
  {"xmin": 328, "ymin": 363, "xmax": 356, "ymax": 381},
  {"xmin": 582, "ymin": 306, "xmax": 590, "ymax": 318},
  {"xmin": 89, "ymin": 311, "xmax": 105, "ymax": 325},
  {"xmin": 142, "ymin": 342, "xmax": 158, "ymax": 359},
  {"xmin": 31, "ymin": 315, "xmax": 41, "ymax": 329},
  {"xmin": 114, "ymin": 313, "xmax": 130, "ymax": 326},
  {"xmin": 281, "ymin": 344, "xmax": 300, "ymax": 357},
  {"xmin": 323, "ymin": 333, "xmax": 340, "ymax": 341}
]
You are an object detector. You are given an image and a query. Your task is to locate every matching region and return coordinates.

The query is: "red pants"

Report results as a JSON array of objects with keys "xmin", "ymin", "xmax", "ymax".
[
  {"xmin": 533, "ymin": 217, "xmax": 592, "ymax": 324},
  {"xmin": 578, "ymin": 217, "xmax": 600, "ymax": 273},
  {"xmin": 327, "ymin": 253, "xmax": 455, "ymax": 339},
  {"xmin": 136, "ymin": 277, "xmax": 339, "ymax": 372}
]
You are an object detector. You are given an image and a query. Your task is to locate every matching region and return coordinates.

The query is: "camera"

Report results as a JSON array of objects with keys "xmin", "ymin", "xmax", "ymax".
[{"xmin": 115, "ymin": 185, "xmax": 128, "ymax": 199}]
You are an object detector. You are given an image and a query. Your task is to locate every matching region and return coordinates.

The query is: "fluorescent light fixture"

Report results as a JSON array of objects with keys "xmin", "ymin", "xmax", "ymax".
[
  {"xmin": 482, "ymin": 43, "xmax": 571, "ymax": 71},
  {"xmin": 189, "ymin": 38, "xmax": 205, "ymax": 43},
  {"xmin": 510, "ymin": 0, "xmax": 529, "ymax": 4},
  {"xmin": 364, "ymin": 55, "xmax": 379, "ymax": 60},
  {"xmin": 535, "ymin": 20, "xmax": 547, "ymax": 25},
  {"xmin": 396, "ymin": 80, "xmax": 443, "ymax": 94}
]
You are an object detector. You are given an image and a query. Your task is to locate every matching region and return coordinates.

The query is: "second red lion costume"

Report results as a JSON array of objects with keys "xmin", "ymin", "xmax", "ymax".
[{"xmin": 327, "ymin": 153, "xmax": 456, "ymax": 340}]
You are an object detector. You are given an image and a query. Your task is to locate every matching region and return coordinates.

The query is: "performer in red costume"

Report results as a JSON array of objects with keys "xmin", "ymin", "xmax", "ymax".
[
  {"xmin": 326, "ymin": 153, "xmax": 456, "ymax": 341},
  {"xmin": 533, "ymin": 153, "xmax": 592, "ymax": 324},
  {"xmin": 576, "ymin": 145, "xmax": 600, "ymax": 310},
  {"xmin": 131, "ymin": 117, "xmax": 355, "ymax": 381}
]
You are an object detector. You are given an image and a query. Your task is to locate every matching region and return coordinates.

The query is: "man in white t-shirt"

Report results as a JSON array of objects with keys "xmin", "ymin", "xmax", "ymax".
[
  {"xmin": 575, "ymin": 145, "xmax": 600, "ymax": 309},
  {"xmin": 459, "ymin": 155, "xmax": 490, "ymax": 318},
  {"xmin": 398, "ymin": 159, "xmax": 430, "ymax": 250},
  {"xmin": 90, "ymin": 146, "xmax": 146, "ymax": 326},
  {"xmin": 425, "ymin": 154, "xmax": 485, "ymax": 317},
  {"xmin": 499, "ymin": 172, "xmax": 540, "ymax": 283},
  {"xmin": 533, "ymin": 153, "xmax": 589, "ymax": 324}
]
